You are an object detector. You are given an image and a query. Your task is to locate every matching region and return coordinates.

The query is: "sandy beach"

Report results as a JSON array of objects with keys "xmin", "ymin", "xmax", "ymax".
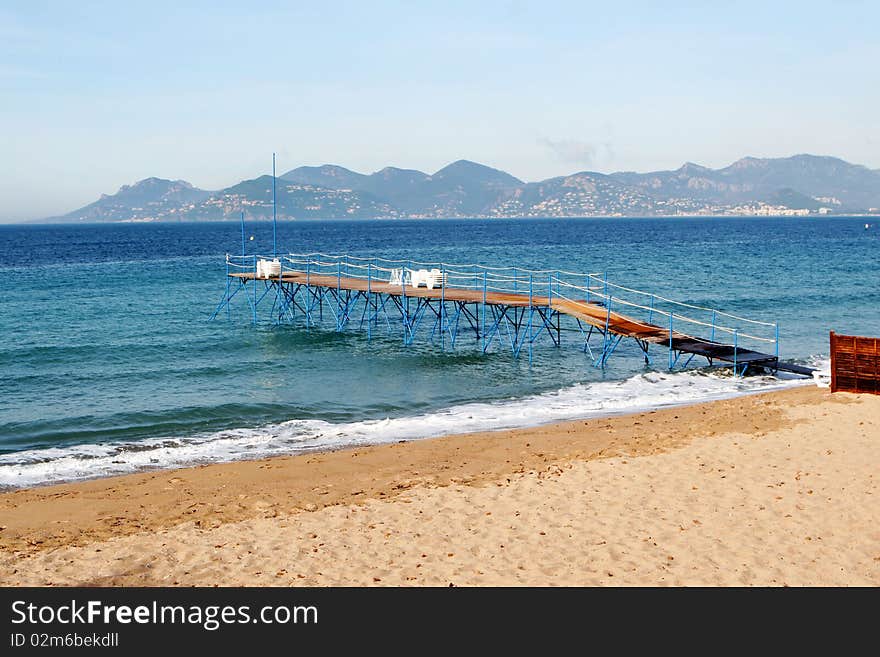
[{"xmin": 1, "ymin": 385, "xmax": 877, "ymax": 586}]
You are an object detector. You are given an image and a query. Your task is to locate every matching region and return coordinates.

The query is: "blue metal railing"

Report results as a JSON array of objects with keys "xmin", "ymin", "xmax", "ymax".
[{"xmin": 222, "ymin": 251, "xmax": 780, "ymax": 358}]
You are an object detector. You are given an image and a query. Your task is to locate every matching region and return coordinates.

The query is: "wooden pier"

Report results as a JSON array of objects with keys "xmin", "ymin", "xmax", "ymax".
[{"xmin": 214, "ymin": 253, "xmax": 811, "ymax": 377}]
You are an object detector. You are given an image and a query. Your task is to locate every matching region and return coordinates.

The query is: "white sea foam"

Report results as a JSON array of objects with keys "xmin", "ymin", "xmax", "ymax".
[{"xmin": 0, "ymin": 366, "xmax": 817, "ymax": 489}]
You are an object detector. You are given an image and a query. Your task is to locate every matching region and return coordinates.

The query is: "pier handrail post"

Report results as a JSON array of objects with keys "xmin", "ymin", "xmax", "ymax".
[
  {"xmin": 605, "ymin": 293, "xmax": 612, "ymax": 330},
  {"xmin": 223, "ymin": 254, "xmax": 230, "ymax": 320},
  {"xmin": 402, "ymin": 258, "xmax": 407, "ymax": 343},
  {"xmin": 252, "ymin": 255, "xmax": 258, "ymax": 325},
  {"xmin": 603, "ymin": 271, "xmax": 608, "ymax": 302},
  {"xmin": 600, "ymin": 291, "xmax": 613, "ymax": 366},
  {"xmin": 367, "ymin": 262, "xmax": 372, "ymax": 341},
  {"xmin": 711, "ymin": 310, "xmax": 717, "ymax": 343},
  {"xmin": 513, "ymin": 266, "xmax": 518, "ymax": 294},
  {"xmin": 648, "ymin": 293, "xmax": 655, "ymax": 324},
  {"xmin": 440, "ymin": 264, "xmax": 446, "ymax": 349},
  {"xmin": 548, "ymin": 274, "xmax": 555, "ymax": 349},
  {"xmin": 482, "ymin": 271, "xmax": 488, "ymax": 348},
  {"xmin": 586, "ymin": 275, "xmax": 591, "ymax": 304},
  {"xmin": 528, "ymin": 274, "xmax": 534, "ymax": 364},
  {"xmin": 334, "ymin": 256, "xmax": 342, "ymax": 330},
  {"xmin": 733, "ymin": 329, "xmax": 739, "ymax": 375},
  {"xmin": 306, "ymin": 259, "xmax": 311, "ymax": 329},
  {"xmin": 277, "ymin": 256, "xmax": 284, "ymax": 323},
  {"xmin": 668, "ymin": 311, "xmax": 674, "ymax": 370}
]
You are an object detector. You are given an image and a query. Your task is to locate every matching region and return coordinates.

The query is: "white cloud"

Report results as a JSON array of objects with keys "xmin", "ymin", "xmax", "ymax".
[{"xmin": 541, "ymin": 138, "xmax": 614, "ymax": 170}]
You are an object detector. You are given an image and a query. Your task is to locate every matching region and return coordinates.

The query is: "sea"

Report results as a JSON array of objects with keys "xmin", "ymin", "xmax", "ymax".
[{"xmin": 1, "ymin": 216, "xmax": 878, "ymax": 489}]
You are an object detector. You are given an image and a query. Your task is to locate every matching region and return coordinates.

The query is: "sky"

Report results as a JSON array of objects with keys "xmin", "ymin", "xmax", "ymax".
[{"xmin": 1, "ymin": 1, "xmax": 879, "ymax": 220}]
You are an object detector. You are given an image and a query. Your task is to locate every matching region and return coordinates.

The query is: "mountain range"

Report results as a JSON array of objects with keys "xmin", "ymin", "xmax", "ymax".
[{"xmin": 42, "ymin": 154, "xmax": 880, "ymax": 223}]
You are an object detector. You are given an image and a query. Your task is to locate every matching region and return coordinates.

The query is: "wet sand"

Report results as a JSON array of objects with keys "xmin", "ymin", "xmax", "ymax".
[{"xmin": 1, "ymin": 385, "xmax": 877, "ymax": 586}]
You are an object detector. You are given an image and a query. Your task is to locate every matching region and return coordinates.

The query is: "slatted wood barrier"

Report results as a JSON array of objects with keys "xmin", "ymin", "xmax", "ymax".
[{"xmin": 830, "ymin": 331, "xmax": 880, "ymax": 394}]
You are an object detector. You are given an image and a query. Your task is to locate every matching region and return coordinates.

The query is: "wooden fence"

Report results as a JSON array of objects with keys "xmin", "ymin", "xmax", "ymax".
[{"xmin": 830, "ymin": 331, "xmax": 880, "ymax": 394}]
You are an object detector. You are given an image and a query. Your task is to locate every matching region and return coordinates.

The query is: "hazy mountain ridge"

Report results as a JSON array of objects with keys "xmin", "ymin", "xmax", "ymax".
[
  {"xmin": 609, "ymin": 155, "xmax": 880, "ymax": 209},
  {"xmin": 280, "ymin": 159, "xmax": 522, "ymax": 216},
  {"xmin": 44, "ymin": 155, "xmax": 880, "ymax": 223},
  {"xmin": 54, "ymin": 177, "xmax": 211, "ymax": 223}
]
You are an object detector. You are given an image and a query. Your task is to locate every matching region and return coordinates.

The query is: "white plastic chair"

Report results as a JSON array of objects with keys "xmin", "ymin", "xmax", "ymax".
[
  {"xmin": 256, "ymin": 258, "xmax": 281, "ymax": 279},
  {"xmin": 410, "ymin": 268, "xmax": 446, "ymax": 290},
  {"xmin": 410, "ymin": 269, "xmax": 429, "ymax": 288},
  {"xmin": 426, "ymin": 268, "xmax": 446, "ymax": 290}
]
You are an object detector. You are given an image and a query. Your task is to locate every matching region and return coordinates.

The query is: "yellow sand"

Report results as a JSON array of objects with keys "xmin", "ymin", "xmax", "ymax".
[{"xmin": 1, "ymin": 386, "xmax": 877, "ymax": 586}]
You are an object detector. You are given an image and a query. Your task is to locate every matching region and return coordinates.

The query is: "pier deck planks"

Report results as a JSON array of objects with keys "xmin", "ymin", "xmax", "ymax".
[{"xmin": 231, "ymin": 270, "xmax": 784, "ymax": 370}]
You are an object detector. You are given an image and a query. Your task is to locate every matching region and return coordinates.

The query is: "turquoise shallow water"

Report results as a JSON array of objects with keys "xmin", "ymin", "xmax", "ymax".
[{"xmin": 0, "ymin": 217, "xmax": 877, "ymax": 487}]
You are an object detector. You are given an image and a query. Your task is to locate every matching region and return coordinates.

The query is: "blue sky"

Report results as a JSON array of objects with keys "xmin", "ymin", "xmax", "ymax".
[{"xmin": 1, "ymin": 1, "xmax": 878, "ymax": 220}]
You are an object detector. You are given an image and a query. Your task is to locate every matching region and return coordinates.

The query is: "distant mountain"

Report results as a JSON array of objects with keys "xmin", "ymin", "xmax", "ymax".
[
  {"xmin": 47, "ymin": 177, "xmax": 210, "ymax": 222},
  {"xmin": 609, "ymin": 155, "xmax": 880, "ymax": 209},
  {"xmin": 187, "ymin": 175, "xmax": 396, "ymax": 221},
  {"xmin": 415, "ymin": 160, "xmax": 523, "ymax": 216},
  {"xmin": 765, "ymin": 187, "xmax": 822, "ymax": 211},
  {"xmin": 489, "ymin": 172, "xmax": 657, "ymax": 217},
  {"xmin": 282, "ymin": 159, "xmax": 521, "ymax": 216},
  {"xmin": 280, "ymin": 164, "xmax": 368, "ymax": 191},
  {"xmin": 430, "ymin": 159, "xmax": 523, "ymax": 188},
  {"xmin": 360, "ymin": 167, "xmax": 430, "ymax": 211},
  {"xmin": 43, "ymin": 154, "xmax": 880, "ymax": 223}
]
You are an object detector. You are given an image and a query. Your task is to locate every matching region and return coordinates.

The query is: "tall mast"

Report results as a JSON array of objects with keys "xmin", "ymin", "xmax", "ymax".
[
  {"xmin": 240, "ymin": 210, "xmax": 245, "ymax": 256},
  {"xmin": 272, "ymin": 152, "xmax": 277, "ymax": 258}
]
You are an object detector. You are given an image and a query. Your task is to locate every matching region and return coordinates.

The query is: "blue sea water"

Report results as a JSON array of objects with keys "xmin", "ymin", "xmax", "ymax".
[{"xmin": 0, "ymin": 217, "xmax": 878, "ymax": 488}]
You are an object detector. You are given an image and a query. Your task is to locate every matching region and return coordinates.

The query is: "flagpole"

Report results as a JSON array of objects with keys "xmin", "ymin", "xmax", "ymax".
[{"xmin": 272, "ymin": 152, "xmax": 277, "ymax": 258}]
